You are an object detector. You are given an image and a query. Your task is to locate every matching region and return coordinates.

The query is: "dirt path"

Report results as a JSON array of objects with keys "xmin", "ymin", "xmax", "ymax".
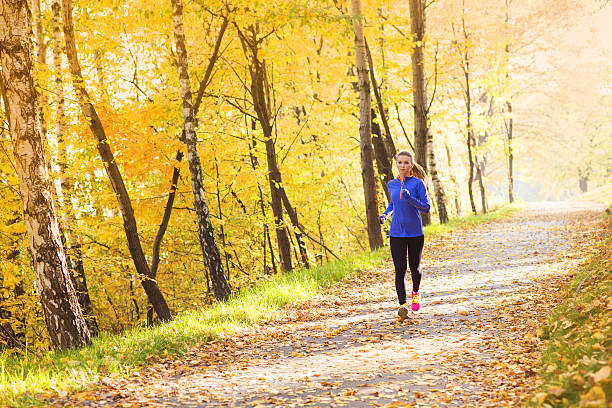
[{"xmin": 55, "ymin": 201, "xmax": 607, "ymax": 408}]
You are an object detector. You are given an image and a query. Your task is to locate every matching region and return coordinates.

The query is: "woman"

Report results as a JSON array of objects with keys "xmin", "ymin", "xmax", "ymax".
[{"xmin": 379, "ymin": 150, "xmax": 430, "ymax": 320}]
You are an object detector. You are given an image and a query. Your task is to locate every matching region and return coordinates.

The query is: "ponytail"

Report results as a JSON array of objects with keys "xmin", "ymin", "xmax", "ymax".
[
  {"xmin": 411, "ymin": 162, "xmax": 427, "ymax": 182},
  {"xmin": 396, "ymin": 150, "xmax": 428, "ymax": 182}
]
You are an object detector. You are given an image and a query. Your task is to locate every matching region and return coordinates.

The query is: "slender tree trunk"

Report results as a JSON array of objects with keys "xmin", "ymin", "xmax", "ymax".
[
  {"xmin": 427, "ymin": 132, "xmax": 448, "ymax": 223},
  {"xmin": 578, "ymin": 171, "xmax": 588, "ymax": 193},
  {"xmin": 365, "ymin": 39, "xmax": 397, "ymax": 161},
  {"xmin": 214, "ymin": 162, "xmax": 231, "ymax": 277},
  {"xmin": 371, "ymin": 116, "xmax": 392, "ymax": 202},
  {"xmin": 51, "ymin": 0, "xmax": 98, "ymax": 336},
  {"xmin": 464, "ymin": 53, "xmax": 476, "ymax": 215},
  {"xmin": 350, "ymin": 0, "xmax": 384, "ymax": 249},
  {"xmin": 61, "ymin": 0, "xmax": 173, "ymax": 320},
  {"xmin": 150, "ymin": 14, "xmax": 227, "ymax": 281},
  {"xmin": 476, "ymin": 160, "xmax": 487, "ymax": 214},
  {"xmin": 32, "ymin": 0, "xmax": 48, "ymax": 140},
  {"xmin": 445, "ymin": 143, "xmax": 461, "ymax": 216},
  {"xmin": 259, "ymin": 72, "xmax": 293, "ymax": 272},
  {"xmin": 279, "ymin": 189, "xmax": 310, "ymax": 268},
  {"xmin": 170, "ymin": 0, "xmax": 231, "ymax": 299},
  {"xmin": 460, "ymin": 4, "xmax": 477, "ymax": 215},
  {"xmin": 0, "ymin": 0, "xmax": 91, "ymax": 348},
  {"xmin": 248, "ymin": 134, "xmax": 278, "ymax": 275},
  {"xmin": 504, "ymin": 0, "xmax": 515, "ymax": 203},
  {"xmin": 506, "ymin": 100, "xmax": 514, "ymax": 203},
  {"xmin": 408, "ymin": 0, "xmax": 431, "ymax": 225},
  {"xmin": 237, "ymin": 27, "xmax": 295, "ymax": 272},
  {"xmin": 150, "ymin": 151, "xmax": 182, "ymax": 278},
  {"xmin": 365, "ymin": 39, "xmax": 394, "ymax": 202}
]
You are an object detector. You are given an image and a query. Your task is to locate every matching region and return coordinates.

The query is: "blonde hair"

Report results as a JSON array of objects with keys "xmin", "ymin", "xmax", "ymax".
[{"xmin": 396, "ymin": 150, "xmax": 427, "ymax": 182}]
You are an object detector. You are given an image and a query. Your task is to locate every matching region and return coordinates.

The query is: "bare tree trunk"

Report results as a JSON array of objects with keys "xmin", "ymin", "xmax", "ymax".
[
  {"xmin": 0, "ymin": 0, "xmax": 91, "ymax": 348},
  {"xmin": 467, "ymin": 129, "xmax": 477, "ymax": 214},
  {"xmin": 279, "ymin": 189, "xmax": 310, "ymax": 268},
  {"xmin": 364, "ymin": 39, "xmax": 397, "ymax": 161},
  {"xmin": 350, "ymin": 0, "xmax": 384, "ymax": 250},
  {"xmin": 504, "ymin": 0, "xmax": 515, "ymax": 204},
  {"xmin": 505, "ymin": 100, "xmax": 515, "ymax": 203},
  {"xmin": 237, "ymin": 26, "xmax": 296, "ymax": 271},
  {"xmin": 61, "ymin": 0, "xmax": 173, "ymax": 320},
  {"xmin": 147, "ymin": 150, "xmax": 182, "ymax": 326},
  {"xmin": 445, "ymin": 143, "xmax": 461, "ymax": 216},
  {"xmin": 371, "ymin": 114, "xmax": 393, "ymax": 202},
  {"xmin": 150, "ymin": 14, "xmax": 228, "ymax": 284},
  {"xmin": 408, "ymin": 0, "xmax": 431, "ymax": 225},
  {"xmin": 150, "ymin": 151, "xmax": 182, "ymax": 278},
  {"xmin": 427, "ymin": 132, "xmax": 448, "ymax": 223},
  {"xmin": 365, "ymin": 39, "xmax": 394, "ymax": 203},
  {"xmin": 32, "ymin": 0, "xmax": 48, "ymax": 140},
  {"xmin": 475, "ymin": 160, "xmax": 487, "ymax": 214},
  {"xmin": 248, "ymin": 133, "xmax": 278, "ymax": 275},
  {"xmin": 578, "ymin": 171, "xmax": 588, "ymax": 193},
  {"xmin": 51, "ymin": 0, "xmax": 98, "ymax": 336},
  {"xmin": 170, "ymin": 0, "xmax": 231, "ymax": 300},
  {"xmin": 459, "ymin": 3, "xmax": 477, "ymax": 215}
]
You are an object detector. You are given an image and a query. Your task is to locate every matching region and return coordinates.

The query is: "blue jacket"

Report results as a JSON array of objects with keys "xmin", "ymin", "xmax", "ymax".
[{"xmin": 382, "ymin": 176, "xmax": 430, "ymax": 237}]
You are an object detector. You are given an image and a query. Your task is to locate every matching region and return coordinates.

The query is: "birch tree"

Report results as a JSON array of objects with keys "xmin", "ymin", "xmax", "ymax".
[
  {"xmin": 0, "ymin": 0, "xmax": 91, "ymax": 348},
  {"xmin": 170, "ymin": 0, "xmax": 231, "ymax": 299}
]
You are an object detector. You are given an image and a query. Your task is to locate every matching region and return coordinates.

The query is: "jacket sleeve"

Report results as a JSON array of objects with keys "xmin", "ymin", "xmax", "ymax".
[
  {"xmin": 406, "ymin": 180, "xmax": 430, "ymax": 213},
  {"xmin": 383, "ymin": 201, "xmax": 394, "ymax": 217}
]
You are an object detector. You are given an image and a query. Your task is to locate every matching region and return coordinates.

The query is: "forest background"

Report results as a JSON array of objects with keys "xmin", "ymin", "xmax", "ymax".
[{"xmin": 1, "ymin": 0, "xmax": 611, "ymax": 353}]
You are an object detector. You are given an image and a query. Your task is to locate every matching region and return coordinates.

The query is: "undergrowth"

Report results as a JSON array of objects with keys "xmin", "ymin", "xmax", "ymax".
[{"xmin": 528, "ymin": 203, "xmax": 611, "ymax": 407}]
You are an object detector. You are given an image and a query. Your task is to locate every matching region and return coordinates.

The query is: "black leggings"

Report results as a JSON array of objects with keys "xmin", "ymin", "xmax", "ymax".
[{"xmin": 390, "ymin": 236, "xmax": 424, "ymax": 305}]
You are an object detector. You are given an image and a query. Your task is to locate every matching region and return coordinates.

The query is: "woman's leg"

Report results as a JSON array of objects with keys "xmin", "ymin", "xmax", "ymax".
[
  {"xmin": 407, "ymin": 235, "xmax": 425, "ymax": 292},
  {"xmin": 390, "ymin": 237, "xmax": 409, "ymax": 305}
]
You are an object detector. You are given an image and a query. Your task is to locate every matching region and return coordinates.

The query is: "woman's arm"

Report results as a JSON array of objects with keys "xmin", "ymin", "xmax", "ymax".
[
  {"xmin": 382, "ymin": 201, "xmax": 394, "ymax": 217},
  {"xmin": 403, "ymin": 181, "xmax": 430, "ymax": 213}
]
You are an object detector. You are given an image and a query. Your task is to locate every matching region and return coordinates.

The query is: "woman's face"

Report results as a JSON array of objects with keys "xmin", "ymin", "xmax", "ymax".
[{"xmin": 396, "ymin": 154, "xmax": 414, "ymax": 175}]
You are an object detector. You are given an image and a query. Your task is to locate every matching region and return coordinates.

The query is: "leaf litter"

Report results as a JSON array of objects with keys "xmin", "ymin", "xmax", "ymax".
[{"xmin": 49, "ymin": 201, "xmax": 608, "ymax": 407}]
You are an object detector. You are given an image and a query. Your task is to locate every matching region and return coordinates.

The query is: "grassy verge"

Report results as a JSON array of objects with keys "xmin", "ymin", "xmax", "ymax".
[
  {"xmin": 528, "ymin": 204, "xmax": 611, "ymax": 408},
  {"xmin": 576, "ymin": 184, "xmax": 612, "ymax": 204},
  {"xmin": 0, "ymin": 202, "xmax": 521, "ymax": 407}
]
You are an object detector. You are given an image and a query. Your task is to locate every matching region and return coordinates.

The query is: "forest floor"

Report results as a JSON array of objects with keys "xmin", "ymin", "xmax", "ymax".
[{"xmin": 51, "ymin": 201, "xmax": 608, "ymax": 408}]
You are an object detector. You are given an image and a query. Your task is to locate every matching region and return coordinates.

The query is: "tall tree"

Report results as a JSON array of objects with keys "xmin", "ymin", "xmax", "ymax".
[
  {"xmin": 504, "ymin": 0, "xmax": 515, "ymax": 203},
  {"xmin": 61, "ymin": 0, "xmax": 173, "ymax": 320},
  {"xmin": 236, "ymin": 24, "xmax": 295, "ymax": 271},
  {"xmin": 170, "ymin": 0, "xmax": 231, "ymax": 299},
  {"xmin": 0, "ymin": 0, "xmax": 91, "ymax": 349},
  {"xmin": 365, "ymin": 40, "xmax": 395, "ymax": 202},
  {"xmin": 455, "ymin": 0, "xmax": 487, "ymax": 214},
  {"xmin": 350, "ymin": 0, "xmax": 384, "ymax": 250},
  {"xmin": 408, "ymin": 0, "xmax": 432, "ymax": 225},
  {"xmin": 455, "ymin": 3, "xmax": 477, "ymax": 215},
  {"xmin": 51, "ymin": 0, "xmax": 98, "ymax": 335}
]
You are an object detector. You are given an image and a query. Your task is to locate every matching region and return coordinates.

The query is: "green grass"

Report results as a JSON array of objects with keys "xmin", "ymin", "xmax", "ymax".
[
  {"xmin": 575, "ymin": 184, "xmax": 612, "ymax": 204},
  {"xmin": 0, "ymin": 203, "xmax": 520, "ymax": 407},
  {"xmin": 528, "ymin": 204, "xmax": 612, "ymax": 407}
]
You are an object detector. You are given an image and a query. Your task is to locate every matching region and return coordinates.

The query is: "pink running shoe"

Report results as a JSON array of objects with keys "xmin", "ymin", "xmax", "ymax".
[{"xmin": 411, "ymin": 291, "xmax": 421, "ymax": 312}]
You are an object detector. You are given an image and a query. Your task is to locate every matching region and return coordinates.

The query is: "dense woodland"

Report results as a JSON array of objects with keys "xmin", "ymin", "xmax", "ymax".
[{"xmin": 0, "ymin": 0, "xmax": 610, "ymax": 351}]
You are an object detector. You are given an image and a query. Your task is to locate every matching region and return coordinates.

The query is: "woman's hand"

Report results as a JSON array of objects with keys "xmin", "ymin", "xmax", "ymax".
[
  {"xmin": 401, "ymin": 188, "xmax": 411, "ymax": 199},
  {"xmin": 379, "ymin": 214, "xmax": 387, "ymax": 224}
]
